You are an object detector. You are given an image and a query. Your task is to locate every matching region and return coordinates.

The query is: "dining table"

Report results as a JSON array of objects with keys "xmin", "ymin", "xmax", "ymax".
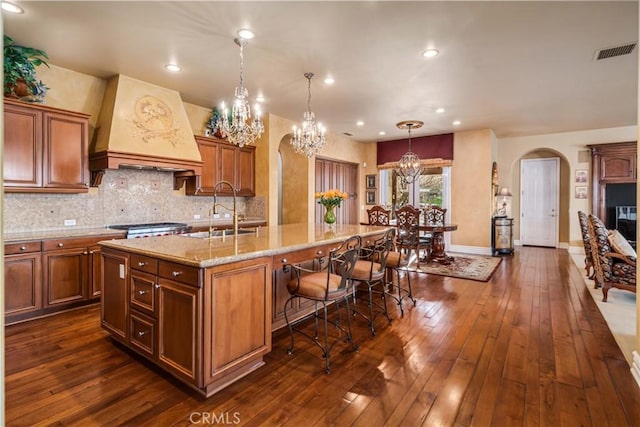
[{"xmin": 419, "ymin": 223, "xmax": 458, "ymax": 264}]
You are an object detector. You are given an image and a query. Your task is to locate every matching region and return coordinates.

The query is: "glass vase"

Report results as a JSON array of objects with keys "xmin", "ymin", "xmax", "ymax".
[{"xmin": 323, "ymin": 205, "xmax": 336, "ymax": 224}]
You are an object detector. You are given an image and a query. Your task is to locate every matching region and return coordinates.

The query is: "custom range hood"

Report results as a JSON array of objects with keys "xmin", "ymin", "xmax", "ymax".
[{"xmin": 90, "ymin": 74, "xmax": 202, "ymax": 188}]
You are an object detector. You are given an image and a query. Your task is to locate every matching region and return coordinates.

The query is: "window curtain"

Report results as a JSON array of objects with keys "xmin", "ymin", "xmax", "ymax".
[{"xmin": 376, "ymin": 133, "xmax": 453, "ymax": 169}]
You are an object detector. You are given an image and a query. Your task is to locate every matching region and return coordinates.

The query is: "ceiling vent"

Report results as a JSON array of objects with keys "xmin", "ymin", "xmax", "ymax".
[
  {"xmin": 594, "ymin": 43, "xmax": 637, "ymax": 60},
  {"xmin": 342, "ymin": 132, "xmax": 353, "ymax": 137}
]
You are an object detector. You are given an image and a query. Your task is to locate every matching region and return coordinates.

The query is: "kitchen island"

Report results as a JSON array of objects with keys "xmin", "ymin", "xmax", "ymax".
[{"xmin": 99, "ymin": 223, "xmax": 388, "ymax": 397}]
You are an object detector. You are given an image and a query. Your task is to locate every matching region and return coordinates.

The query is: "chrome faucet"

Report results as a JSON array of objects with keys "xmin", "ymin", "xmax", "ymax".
[{"xmin": 211, "ymin": 180, "xmax": 238, "ymax": 238}]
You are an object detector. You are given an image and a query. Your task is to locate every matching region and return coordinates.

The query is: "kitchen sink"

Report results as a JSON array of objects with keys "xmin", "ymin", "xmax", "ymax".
[{"xmin": 180, "ymin": 228, "xmax": 257, "ymax": 238}]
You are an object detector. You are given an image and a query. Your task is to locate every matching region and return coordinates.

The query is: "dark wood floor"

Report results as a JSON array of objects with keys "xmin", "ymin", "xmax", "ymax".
[{"xmin": 5, "ymin": 247, "xmax": 640, "ymax": 426}]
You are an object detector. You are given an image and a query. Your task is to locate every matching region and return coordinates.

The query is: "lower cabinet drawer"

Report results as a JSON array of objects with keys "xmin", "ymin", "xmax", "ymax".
[
  {"xmin": 158, "ymin": 261, "xmax": 200, "ymax": 286},
  {"xmin": 130, "ymin": 310, "xmax": 156, "ymax": 359},
  {"xmin": 130, "ymin": 270, "xmax": 156, "ymax": 315}
]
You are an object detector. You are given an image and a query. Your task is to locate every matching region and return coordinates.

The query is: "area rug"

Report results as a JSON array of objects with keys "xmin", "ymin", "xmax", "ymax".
[{"xmin": 408, "ymin": 253, "xmax": 501, "ymax": 282}]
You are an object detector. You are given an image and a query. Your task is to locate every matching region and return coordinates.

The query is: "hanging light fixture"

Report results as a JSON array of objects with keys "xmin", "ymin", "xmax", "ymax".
[
  {"xmin": 291, "ymin": 72, "xmax": 326, "ymax": 158},
  {"xmin": 217, "ymin": 37, "xmax": 264, "ymax": 148},
  {"xmin": 395, "ymin": 120, "xmax": 424, "ymax": 184}
]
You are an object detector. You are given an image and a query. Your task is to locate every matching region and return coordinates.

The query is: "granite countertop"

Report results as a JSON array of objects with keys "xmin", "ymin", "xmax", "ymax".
[
  {"xmin": 99, "ymin": 223, "xmax": 390, "ymax": 268},
  {"xmin": 3, "ymin": 217, "xmax": 267, "ymax": 243},
  {"xmin": 4, "ymin": 227, "xmax": 127, "ymax": 243}
]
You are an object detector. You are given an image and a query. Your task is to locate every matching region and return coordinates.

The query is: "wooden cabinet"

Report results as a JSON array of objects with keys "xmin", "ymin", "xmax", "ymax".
[
  {"xmin": 588, "ymin": 141, "xmax": 637, "ymax": 222},
  {"xmin": 186, "ymin": 135, "xmax": 255, "ymax": 196},
  {"xmin": 3, "ymin": 99, "xmax": 90, "ymax": 193},
  {"xmin": 101, "ymin": 248, "xmax": 129, "ymax": 341},
  {"xmin": 5, "ymin": 234, "xmax": 122, "ymax": 325},
  {"xmin": 4, "ymin": 242, "xmax": 42, "ymax": 320}
]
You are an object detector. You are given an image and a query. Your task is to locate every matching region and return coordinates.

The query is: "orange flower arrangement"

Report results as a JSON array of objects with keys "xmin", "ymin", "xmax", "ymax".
[{"xmin": 315, "ymin": 189, "xmax": 348, "ymax": 208}]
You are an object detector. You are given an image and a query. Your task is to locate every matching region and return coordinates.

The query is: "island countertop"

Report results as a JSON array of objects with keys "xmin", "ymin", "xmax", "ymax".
[{"xmin": 98, "ymin": 223, "xmax": 389, "ymax": 268}]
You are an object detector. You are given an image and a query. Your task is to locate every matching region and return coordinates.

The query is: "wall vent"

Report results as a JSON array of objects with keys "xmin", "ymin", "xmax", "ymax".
[{"xmin": 594, "ymin": 43, "xmax": 637, "ymax": 60}]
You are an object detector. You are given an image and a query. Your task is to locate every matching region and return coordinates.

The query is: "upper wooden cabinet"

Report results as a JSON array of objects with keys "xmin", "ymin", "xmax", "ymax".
[
  {"xmin": 185, "ymin": 135, "xmax": 255, "ymax": 197},
  {"xmin": 3, "ymin": 99, "xmax": 90, "ymax": 193},
  {"xmin": 590, "ymin": 141, "xmax": 637, "ymax": 183}
]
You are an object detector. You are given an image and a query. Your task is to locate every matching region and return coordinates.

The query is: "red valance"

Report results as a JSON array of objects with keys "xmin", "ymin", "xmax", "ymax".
[{"xmin": 376, "ymin": 133, "xmax": 454, "ymax": 165}]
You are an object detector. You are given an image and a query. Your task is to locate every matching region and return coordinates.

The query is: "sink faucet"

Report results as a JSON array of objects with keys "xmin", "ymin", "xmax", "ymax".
[{"xmin": 211, "ymin": 180, "xmax": 238, "ymax": 238}]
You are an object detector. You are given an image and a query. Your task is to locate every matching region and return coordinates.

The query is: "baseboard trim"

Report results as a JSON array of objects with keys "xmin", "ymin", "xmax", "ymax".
[
  {"xmin": 632, "ymin": 351, "xmax": 640, "ymax": 389},
  {"xmin": 568, "ymin": 245, "xmax": 585, "ymax": 255},
  {"xmin": 448, "ymin": 244, "xmax": 492, "ymax": 256}
]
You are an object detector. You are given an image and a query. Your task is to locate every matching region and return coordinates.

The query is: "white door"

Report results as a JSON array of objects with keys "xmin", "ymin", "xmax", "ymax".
[{"xmin": 520, "ymin": 158, "xmax": 559, "ymax": 247}]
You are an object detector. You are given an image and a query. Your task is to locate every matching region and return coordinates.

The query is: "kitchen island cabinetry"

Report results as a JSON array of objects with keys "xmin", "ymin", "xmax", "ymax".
[
  {"xmin": 185, "ymin": 135, "xmax": 255, "ymax": 197},
  {"xmin": 3, "ymin": 99, "xmax": 90, "ymax": 193},
  {"xmin": 99, "ymin": 223, "xmax": 388, "ymax": 396}
]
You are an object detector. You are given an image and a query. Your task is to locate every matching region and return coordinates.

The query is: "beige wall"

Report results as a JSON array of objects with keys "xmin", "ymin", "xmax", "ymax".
[
  {"xmin": 497, "ymin": 126, "xmax": 637, "ymax": 247},
  {"xmin": 451, "ymin": 129, "xmax": 495, "ymax": 248}
]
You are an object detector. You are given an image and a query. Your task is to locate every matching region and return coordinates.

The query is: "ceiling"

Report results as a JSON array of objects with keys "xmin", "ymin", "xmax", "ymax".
[{"xmin": 3, "ymin": 1, "xmax": 638, "ymax": 143}]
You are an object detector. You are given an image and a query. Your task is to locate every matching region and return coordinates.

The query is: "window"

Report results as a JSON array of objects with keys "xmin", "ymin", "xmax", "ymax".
[{"xmin": 379, "ymin": 167, "xmax": 450, "ymax": 215}]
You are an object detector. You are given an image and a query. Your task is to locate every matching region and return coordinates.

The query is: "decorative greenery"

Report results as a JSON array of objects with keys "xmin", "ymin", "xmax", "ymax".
[
  {"xmin": 3, "ymin": 35, "xmax": 50, "ymax": 102},
  {"xmin": 315, "ymin": 189, "xmax": 348, "ymax": 208},
  {"xmin": 206, "ymin": 106, "xmax": 223, "ymax": 132}
]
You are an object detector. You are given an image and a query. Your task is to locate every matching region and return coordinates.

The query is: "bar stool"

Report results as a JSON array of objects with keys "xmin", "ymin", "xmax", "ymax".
[
  {"xmin": 284, "ymin": 235, "xmax": 361, "ymax": 373},
  {"xmin": 349, "ymin": 228, "xmax": 395, "ymax": 336}
]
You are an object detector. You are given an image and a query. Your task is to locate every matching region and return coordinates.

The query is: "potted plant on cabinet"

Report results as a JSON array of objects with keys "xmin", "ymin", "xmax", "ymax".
[{"xmin": 3, "ymin": 35, "xmax": 50, "ymax": 102}]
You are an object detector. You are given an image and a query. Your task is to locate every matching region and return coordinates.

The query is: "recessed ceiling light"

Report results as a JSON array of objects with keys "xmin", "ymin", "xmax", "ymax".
[
  {"xmin": 452, "ymin": 120, "xmax": 461, "ymax": 126},
  {"xmin": 165, "ymin": 64, "xmax": 181, "ymax": 72},
  {"xmin": 237, "ymin": 29, "xmax": 255, "ymax": 40},
  {"xmin": 423, "ymin": 49, "xmax": 439, "ymax": 58},
  {"xmin": 356, "ymin": 121, "xmax": 365, "ymax": 127},
  {"xmin": 255, "ymin": 94, "xmax": 265, "ymax": 103},
  {"xmin": 2, "ymin": 1, "xmax": 23, "ymax": 13},
  {"xmin": 324, "ymin": 76, "xmax": 335, "ymax": 85},
  {"xmin": 436, "ymin": 107, "xmax": 445, "ymax": 114},
  {"xmin": 378, "ymin": 131, "xmax": 386, "ymax": 136}
]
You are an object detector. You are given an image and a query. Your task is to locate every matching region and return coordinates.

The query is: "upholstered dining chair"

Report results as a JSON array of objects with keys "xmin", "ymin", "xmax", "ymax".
[
  {"xmin": 577, "ymin": 211, "xmax": 595, "ymax": 281},
  {"xmin": 587, "ymin": 214, "xmax": 636, "ymax": 302},
  {"xmin": 349, "ymin": 227, "xmax": 395, "ymax": 336},
  {"xmin": 284, "ymin": 235, "xmax": 361, "ymax": 373},
  {"xmin": 395, "ymin": 205, "xmax": 430, "ymax": 268},
  {"xmin": 367, "ymin": 205, "xmax": 391, "ymax": 226}
]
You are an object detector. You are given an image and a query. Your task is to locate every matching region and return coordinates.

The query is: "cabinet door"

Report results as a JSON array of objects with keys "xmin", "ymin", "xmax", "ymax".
[
  {"xmin": 43, "ymin": 247, "xmax": 88, "ymax": 307},
  {"xmin": 101, "ymin": 249, "xmax": 129, "ymax": 341},
  {"xmin": 219, "ymin": 144, "xmax": 236, "ymax": 194},
  {"xmin": 43, "ymin": 111, "xmax": 89, "ymax": 189},
  {"xmin": 158, "ymin": 278, "xmax": 200, "ymax": 385},
  {"xmin": 186, "ymin": 138, "xmax": 219, "ymax": 195},
  {"xmin": 5, "ymin": 252, "xmax": 42, "ymax": 317},
  {"xmin": 236, "ymin": 147, "xmax": 255, "ymax": 196},
  {"xmin": 3, "ymin": 102, "xmax": 43, "ymax": 188},
  {"xmin": 88, "ymin": 245, "xmax": 103, "ymax": 298},
  {"xmin": 601, "ymin": 154, "xmax": 636, "ymax": 181}
]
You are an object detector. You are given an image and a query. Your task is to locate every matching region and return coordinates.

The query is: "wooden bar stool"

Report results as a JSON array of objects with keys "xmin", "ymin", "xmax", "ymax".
[{"xmin": 284, "ymin": 235, "xmax": 361, "ymax": 373}]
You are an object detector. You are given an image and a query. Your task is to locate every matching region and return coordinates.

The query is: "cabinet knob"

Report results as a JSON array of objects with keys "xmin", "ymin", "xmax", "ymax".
[
  {"xmin": 137, "ymin": 290, "xmax": 147, "ymax": 295},
  {"xmin": 281, "ymin": 258, "xmax": 287, "ymax": 264},
  {"xmin": 57, "ymin": 243, "xmax": 64, "ymax": 248},
  {"xmin": 83, "ymin": 251, "xmax": 88, "ymax": 255},
  {"xmin": 316, "ymin": 250, "xmax": 323, "ymax": 255},
  {"xmin": 172, "ymin": 271, "xmax": 182, "ymax": 277},
  {"xmin": 20, "ymin": 246, "xmax": 26, "ymax": 251},
  {"xmin": 154, "ymin": 284, "xmax": 160, "ymax": 289},
  {"xmin": 89, "ymin": 250, "xmax": 95, "ymax": 254},
  {"xmin": 138, "ymin": 261, "xmax": 147, "ymax": 267},
  {"xmin": 137, "ymin": 331, "xmax": 146, "ymax": 337}
]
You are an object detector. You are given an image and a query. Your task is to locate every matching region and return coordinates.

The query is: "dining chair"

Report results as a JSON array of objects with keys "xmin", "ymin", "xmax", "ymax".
[
  {"xmin": 284, "ymin": 235, "xmax": 361, "ymax": 373},
  {"xmin": 366, "ymin": 205, "xmax": 391, "ymax": 226},
  {"xmin": 395, "ymin": 205, "xmax": 430, "ymax": 269}
]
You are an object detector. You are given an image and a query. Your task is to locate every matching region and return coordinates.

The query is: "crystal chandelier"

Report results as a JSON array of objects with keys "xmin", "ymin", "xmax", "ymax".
[
  {"xmin": 217, "ymin": 37, "xmax": 264, "ymax": 148},
  {"xmin": 395, "ymin": 120, "xmax": 424, "ymax": 184},
  {"xmin": 291, "ymin": 72, "xmax": 326, "ymax": 158}
]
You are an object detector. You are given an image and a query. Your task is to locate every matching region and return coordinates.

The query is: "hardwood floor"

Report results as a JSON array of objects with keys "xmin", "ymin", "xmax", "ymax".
[{"xmin": 5, "ymin": 247, "xmax": 640, "ymax": 426}]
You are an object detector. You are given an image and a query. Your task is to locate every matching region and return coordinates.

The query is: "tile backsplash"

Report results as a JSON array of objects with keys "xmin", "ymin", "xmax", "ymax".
[{"xmin": 3, "ymin": 169, "xmax": 266, "ymax": 232}]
